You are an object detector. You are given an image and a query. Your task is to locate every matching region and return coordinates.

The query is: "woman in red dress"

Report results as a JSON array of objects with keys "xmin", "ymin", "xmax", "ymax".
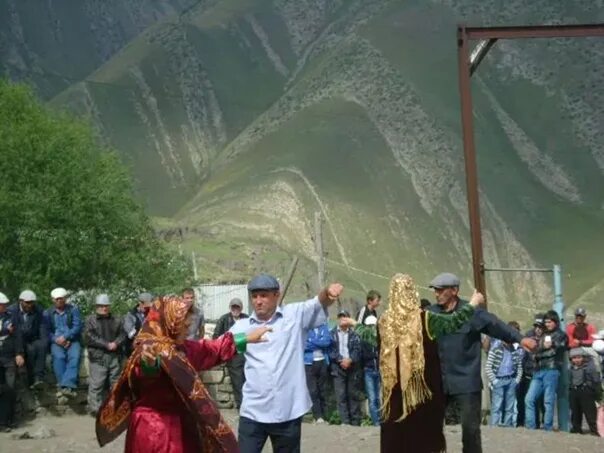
[{"xmin": 96, "ymin": 295, "xmax": 268, "ymax": 453}]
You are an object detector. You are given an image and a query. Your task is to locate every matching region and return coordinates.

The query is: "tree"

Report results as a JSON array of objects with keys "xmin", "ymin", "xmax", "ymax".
[{"xmin": 0, "ymin": 80, "xmax": 191, "ymax": 303}]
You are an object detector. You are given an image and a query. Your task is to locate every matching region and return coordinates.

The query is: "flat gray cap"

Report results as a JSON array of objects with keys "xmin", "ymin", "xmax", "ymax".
[
  {"xmin": 429, "ymin": 273, "xmax": 461, "ymax": 289},
  {"xmin": 138, "ymin": 292, "xmax": 154, "ymax": 303},
  {"xmin": 247, "ymin": 274, "xmax": 279, "ymax": 292},
  {"xmin": 229, "ymin": 298, "xmax": 243, "ymax": 308}
]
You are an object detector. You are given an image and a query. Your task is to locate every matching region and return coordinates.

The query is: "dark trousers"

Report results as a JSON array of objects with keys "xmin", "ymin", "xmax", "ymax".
[
  {"xmin": 570, "ymin": 387, "xmax": 598, "ymax": 434},
  {"xmin": 25, "ymin": 340, "xmax": 47, "ymax": 384},
  {"xmin": 238, "ymin": 416, "xmax": 302, "ymax": 453},
  {"xmin": 0, "ymin": 358, "xmax": 17, "ymax": 427},
  {"xmin": 333, "ymin": 366, "xmax": 361, "ymax": 425},
  {"xmin": 516, "ymin": 376, "xmax": 544, "ymax": 427},
  {"xmin": 227, "ymin": 354, "xmax": 245, "ymax": 409},
  {"xmin": 305, "ymin": 360, "xmax": 329, "ymax": 420},
  {"xmin": 446, "ymin": 392, "xmax": 482, "ymax": 453}
]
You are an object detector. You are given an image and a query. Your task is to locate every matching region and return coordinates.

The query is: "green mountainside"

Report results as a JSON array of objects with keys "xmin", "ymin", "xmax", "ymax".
[{"xmin": 4, "ymin": 0, "xmax": 604, "ymax": 322}]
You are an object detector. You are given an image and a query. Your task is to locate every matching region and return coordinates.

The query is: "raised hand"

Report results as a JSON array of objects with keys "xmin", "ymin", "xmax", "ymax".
[{"xmin": 469, "ymin": 289, "xmax": 485, "ymax": 307}]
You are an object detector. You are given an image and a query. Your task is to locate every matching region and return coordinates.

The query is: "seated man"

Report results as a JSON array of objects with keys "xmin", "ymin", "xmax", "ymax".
[
  {"xmin": 8, "ymin": 290, "xmax": 48, "ymax": 389},
  {"xmin": 44, "ymin": 288, "xmax": 83, "ymax": 397}
]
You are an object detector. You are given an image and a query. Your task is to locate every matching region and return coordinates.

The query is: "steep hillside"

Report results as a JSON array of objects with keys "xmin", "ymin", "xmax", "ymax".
[
  {"xmin": 15, "ymin": 0, "xmax": 604, "ymax": 321},
  {"xmin": 0, "ymin": 0, "xmax": 199, "ymax": 99}
]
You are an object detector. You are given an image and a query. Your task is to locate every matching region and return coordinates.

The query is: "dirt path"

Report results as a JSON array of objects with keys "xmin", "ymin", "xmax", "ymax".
[{"xmin": 2, "ymin": 411, "xmax": 602, "ymax": 452}]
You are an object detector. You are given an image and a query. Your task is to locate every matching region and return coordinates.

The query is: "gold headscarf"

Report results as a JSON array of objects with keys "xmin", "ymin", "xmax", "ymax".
[{"xmin": 379, "ymin": 273, "xmax": 432, "ymax": 421}]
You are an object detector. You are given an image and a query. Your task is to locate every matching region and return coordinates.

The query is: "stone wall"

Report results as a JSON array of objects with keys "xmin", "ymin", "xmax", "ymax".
[{"xmin": 16, "ymin": 350, "xmax": 237, "ymax": 421}]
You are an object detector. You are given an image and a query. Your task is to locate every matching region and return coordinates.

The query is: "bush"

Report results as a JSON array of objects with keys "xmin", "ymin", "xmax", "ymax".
[{"xmin": 0, "ymin": 80, "xmax": 192, "ymax": 301}]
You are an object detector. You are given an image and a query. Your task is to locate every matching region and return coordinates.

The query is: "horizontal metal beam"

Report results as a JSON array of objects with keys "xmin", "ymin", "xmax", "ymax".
[
  {"xmin": 464, "ymin": 24, "xmax": 604, "ymax": 40},
  {"xmin": 483, "ymin": 267, "xmax": 553, "ymax": 273}
]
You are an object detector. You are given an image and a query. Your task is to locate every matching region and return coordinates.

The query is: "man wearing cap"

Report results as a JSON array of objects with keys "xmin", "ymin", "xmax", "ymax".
[
  {"xmin": 330, "ymin": 309, "xmax": 362, "ymax": 426},
  {"xmin": 517, "ymin": 314, "xmax": 545, "ymax": 428},
  {"xmin": 44, "ymin": 287, "xmax": 83, "ymax": 396},
  {"xmin": 213, "ymin": 297, "xmax": 249, "ymax": 409},
  {"xmin": 567, "ymin": 307, "xmax": 597, "ymax": 349},
  {"xmin": 84, "ymin": 294, "xmax": 126, "ymax": 415},
  {"xmin": 123, "ymin": 292, "xmax": 154, "ymax": 356},
  {"xmin": 7, "ymin": 290, "xmax": 48, "ymax": 389},
  {"xmin": 230, "ymin": 274, "xmax": 343, "ymax": 453},
  {"xmin": 568, "ymin": 347, "xmax": 601, "ymax": 435},
  {"xmin": 0, "ymin": 292, "xmax": 25, "ymax": 431},
  {"xmin": 427, "ymin": 272, "xmax": 536, "ymax": 453}
]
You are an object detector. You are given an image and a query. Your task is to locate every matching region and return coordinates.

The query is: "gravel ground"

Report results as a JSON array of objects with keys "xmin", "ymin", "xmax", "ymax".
[{"xmin": 2, "ymin": 411, "xmax": 603, "ymax": 452}]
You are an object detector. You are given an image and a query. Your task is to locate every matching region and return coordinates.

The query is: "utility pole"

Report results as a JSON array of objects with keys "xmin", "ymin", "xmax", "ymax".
[
  {"xmin": 314, "ymin": 211, "xmax": 325, "ymax": 289},
  {"xmin": 192, "ymin": 251, "xmax": 199, "ymax": 281}
]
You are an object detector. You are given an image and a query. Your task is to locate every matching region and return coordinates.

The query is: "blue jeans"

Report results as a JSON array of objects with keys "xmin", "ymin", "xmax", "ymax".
[
  {"xmin": 364, "ymin": 368, "xmax": 380, "ymax": 426},
  {"xmin": 489, "ymin": 377, "xmax": 517, "ymax": 427},
  {"xmin": 51, "ymin": 341, "xmax": 81, "ymax": 389},
  {"xmin": 525, "ymin": 369, "xmax": 559, "ymax": 430}
]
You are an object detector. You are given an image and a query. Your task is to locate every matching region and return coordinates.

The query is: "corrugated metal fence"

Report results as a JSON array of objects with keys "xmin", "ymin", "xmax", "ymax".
[{"xmin": 194, "ymin": 284, "xmax": 249, "ymax": 322}]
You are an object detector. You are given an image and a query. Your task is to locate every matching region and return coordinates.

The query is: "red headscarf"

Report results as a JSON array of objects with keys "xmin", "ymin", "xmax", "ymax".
[{"xmin": 95, "ymin": 296, "xmax": 238, "ymax": 452}]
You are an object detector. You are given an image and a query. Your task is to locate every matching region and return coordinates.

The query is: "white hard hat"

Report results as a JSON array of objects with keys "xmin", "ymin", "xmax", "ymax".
[
  {"xmin": 19, "ymin": 289, "xmax": 37, "ymax": 301},
  {"xmin": 593, "ymin": 339, "xmax": 604, "ymax": 354},
  {"xmin": 95, "ymin": 294, "xmax": 111, "ymax": 306},
  {"xmin": 51, "ymin": 287, "xmax": 69, "ymax": 299},
  {"xmin": 0, "ymin": 292, "xmax": 9, "ymax": 304},
  {"xmin": 364, "ymin": 315, "xmax": 378, "ymax": 326}
]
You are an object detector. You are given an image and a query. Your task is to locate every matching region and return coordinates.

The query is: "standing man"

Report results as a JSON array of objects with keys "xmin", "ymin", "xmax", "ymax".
[
  {"xmin": 524, "ymin": 310, "xmax": 568, "ymax": 432},
  {"xmin": 230, "ymin": 274, "xmax": 343, "ymax": 453},
  {"xmin": 0, "ymin": 292, "xmax": 25, "ymax": 431},
  {"xmin": 123, "ymin": 292, "xmax": 154, "ymax": 356},
  {"xmin": 303, "ymin": 320, "xmax": 332, "ymax": 424},
  {"xmin": 183, "ymin": 288, "xmax": 204, "ymax": 340},
  {"xmin": 44, "ymin": 287, "xmax": 83, "ymax": 397},
  {"xmin": 84, "ymin": 294, "xmax": 126, "ymax": 415},
  {"xmin": 356, "ymin": 289, "xmax": 381, "ymax": 325},
  {"xmin": 330, "ymin": 309, "xmax": 362, "ymax": 426},
  {"xmin": 427, "ymin": 273, "xmax": 536, "ymax": 453},
  {"xmin": 566, "ymin": 308, "xmax": 599, "ymax": 372},
  {"xmin": 8, "ymin": 290, "xmax": 48, "ymax": 389},
  {"xmin": 213, "ymin": 297, "xmax": 249, "ymax": 409}
]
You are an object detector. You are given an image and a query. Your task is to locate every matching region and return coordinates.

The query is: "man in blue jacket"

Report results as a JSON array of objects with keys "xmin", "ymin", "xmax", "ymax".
[
  {"xmin": 304, "ymin": 321, "xmax": 332, "ymax": 423},
  {"xmin": 44, "ymin": 287, "xmax": 83, "ymax": 397}
]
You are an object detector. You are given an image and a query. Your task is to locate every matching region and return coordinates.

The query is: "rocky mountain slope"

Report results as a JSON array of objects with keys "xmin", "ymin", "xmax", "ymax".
[{"xmin": 3, "ymin": 0, "xmax": 603, "ymax": 320}]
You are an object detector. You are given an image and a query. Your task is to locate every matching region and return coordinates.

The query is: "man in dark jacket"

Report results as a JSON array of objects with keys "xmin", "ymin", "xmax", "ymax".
[
  {"xmin": 84, "ymin": 294, "xmax": 125, "ymax": 415},
  {"xmin": 213, "ymin": 297, "xmax": 249, "ymax": 409},
  {"xmin": 517, "ymin": 314, "xmax": 545, "ymax": 428},
  {"xmin": 428, "ymin": 273, "xmax": 536, "ymax": 453},
  {"xmin": 8, "ymin": 290, "xmax": 48, "ymax": 389},
  {"xmin": 569, "ymin": 348, "xmax": 601, "ymax": 435},
  {"xmin": 330, "ymin": 310, "xmax": 362, "ymax": 426},
  {"xmin": 122, "ymin": 292, "xmax": 153, "ymax": 356},
  {"xmin": 524, "ymin": 310, "xmax": 568, "ymax": 431},
  {"xmin": 0, "ymin": 292, "xmax": 25, "ymax": 431}
]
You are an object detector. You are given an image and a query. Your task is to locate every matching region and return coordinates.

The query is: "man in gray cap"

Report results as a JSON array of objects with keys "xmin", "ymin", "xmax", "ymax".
[
  {"xmin": 231, "ymin": 273, "xmax": 343, "ymax": 453},
  {"xmin": 213, "ymin": 297, "xmax": 249, "ymax": 409},
  {"xmin": 123, "ymin": 292, "xmax": 154, "ymax": 356},
  {"xmin": 84, "ymin": 294, "xmax": 126, "ymax": 415},
  {"xmin": 427, "ymin": 272, "xmax": 536, "ymax": 453},
  {"xmin": 8, "ymin": 290, "xmax": 48, "ymax": 389}
]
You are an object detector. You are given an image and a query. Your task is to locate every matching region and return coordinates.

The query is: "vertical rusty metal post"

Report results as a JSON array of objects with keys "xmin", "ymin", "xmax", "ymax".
[{"xmin": 457, "ymin": 25, "xmax": 487, "ymax": 300}]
